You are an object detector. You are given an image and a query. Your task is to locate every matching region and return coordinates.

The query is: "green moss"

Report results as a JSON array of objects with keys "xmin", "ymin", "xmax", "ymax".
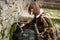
[
  {"xmin": 56, "ymin": 13, "xmax": 60, "ymax": 17},
  {"xmin": 49, "ymin": 13, "xmax": 53, "ymax": 16},
  {"xmin": 52, "ymin": 19, "xmax": 60, "ymax": 24},
  {"xmin": 41, "ymin": 6, "xmax": 60, "ymax": 10},
  {"xmin": 9, "ymin": 23, "xmax": 17, "ymax": 40}
]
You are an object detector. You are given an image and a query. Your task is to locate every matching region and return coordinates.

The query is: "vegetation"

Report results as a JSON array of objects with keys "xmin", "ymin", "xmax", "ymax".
[{"xmin": 9, "ymin": 23, "xmax": 17, "ymax": 40}]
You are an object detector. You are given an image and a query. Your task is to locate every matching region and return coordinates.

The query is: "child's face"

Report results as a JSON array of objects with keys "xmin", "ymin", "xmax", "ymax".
[{"xmin": 30, "ymin": 4, "xmax": 40, "ymax": 16}]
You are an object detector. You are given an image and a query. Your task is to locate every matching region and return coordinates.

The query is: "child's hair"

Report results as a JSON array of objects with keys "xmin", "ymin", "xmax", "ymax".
[{"xmin": 28, "ymin": 2, "xmax": 40, "ymax": 14}]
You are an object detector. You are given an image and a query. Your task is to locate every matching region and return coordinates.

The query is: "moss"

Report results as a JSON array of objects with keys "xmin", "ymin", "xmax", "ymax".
[
  {"xmin": 9, "ymin": 23, "xmax": 17, "ymax": 40},
  {"xmin": 0, "ymin": 10, "xmax": 1, "ymax": 15},
  {"xmin": 2, "ymin": 30, "xmax": 5, "ymax": 39},
  {"xmin": 0, "ymin": 6, "xmax": 2, "ymax": 10},
  {"xmin": 41, "ymin": 6, "xmax": 60, "ymax": 10},
  {"xmin": 52, "ymin": 19, "xmax": 60, "ymax": 24},
  {"xmin": 0, "ymin": 6, "xmax": 2, "ymax": 15},
  {"xmin": 56, "ymin": 13, "xmax": 60, "ymax": 17}
]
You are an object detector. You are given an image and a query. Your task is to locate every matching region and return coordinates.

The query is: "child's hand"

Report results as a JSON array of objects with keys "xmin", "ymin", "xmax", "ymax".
[{"xmin": 20, "ymin": 23, "xmax": 25, "ymax": 28}]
